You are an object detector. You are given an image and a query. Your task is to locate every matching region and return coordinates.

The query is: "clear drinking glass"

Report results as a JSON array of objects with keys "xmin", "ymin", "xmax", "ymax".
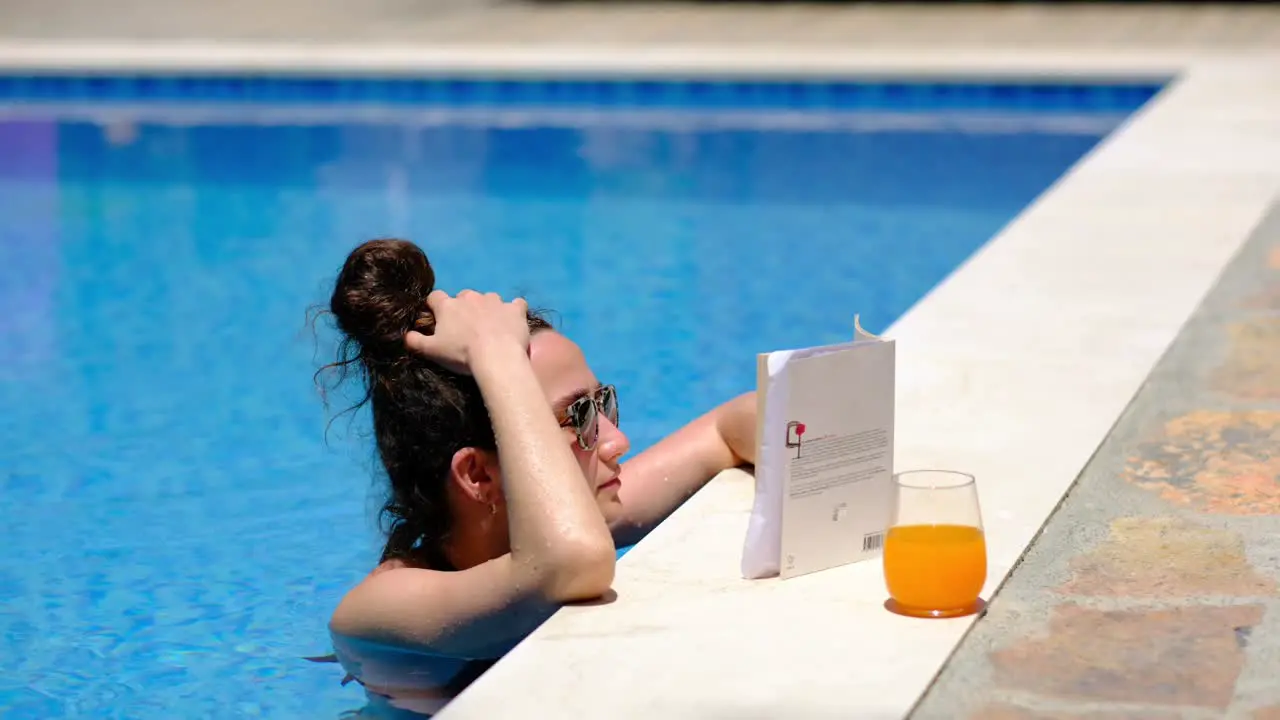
[{"xmin": 883, "ymin": 470, "xmax": 987, "ymax": 619}]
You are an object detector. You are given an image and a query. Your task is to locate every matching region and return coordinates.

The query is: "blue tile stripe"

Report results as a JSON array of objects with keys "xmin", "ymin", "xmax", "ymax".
[{"xmin": 0, "ymin": 74, "xmax": 1162, "ymax": 113}]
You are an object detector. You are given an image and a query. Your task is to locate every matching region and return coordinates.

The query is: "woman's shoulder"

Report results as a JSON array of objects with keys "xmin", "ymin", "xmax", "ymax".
[
  {"xmin": 329, "ymin": 553, "xmax": 556, "ymax": 661},
  {"xmin": 328, "ymin": 564, "xmax": 501, "ymax": 698},
  {"xmin": 330, "ymin": 559, "xmax": 435, "ymax": 639}
]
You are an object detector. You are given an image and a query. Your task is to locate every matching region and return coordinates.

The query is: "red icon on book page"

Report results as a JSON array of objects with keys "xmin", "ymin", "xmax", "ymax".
[{"xmin": 786, "ymin": 421, "xmax": 806, "ymax": 459}]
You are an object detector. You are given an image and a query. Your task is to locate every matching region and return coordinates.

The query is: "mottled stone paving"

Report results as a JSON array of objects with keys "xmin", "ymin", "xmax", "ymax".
[{"xmin": 914, "ymin": 202, "xmax": 1280, "ymax": 718}]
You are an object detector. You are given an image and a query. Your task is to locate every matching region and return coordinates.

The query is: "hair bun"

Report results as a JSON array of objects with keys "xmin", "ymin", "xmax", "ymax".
[{"xmin": 330, "ymin": 238, "xmax": 436, "ymax": 356}]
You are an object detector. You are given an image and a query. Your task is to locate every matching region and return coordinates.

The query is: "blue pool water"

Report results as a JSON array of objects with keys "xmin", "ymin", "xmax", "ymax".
[{"xmin": 0, "ymin": 77, "xmax": 1157, "ymax": 718}]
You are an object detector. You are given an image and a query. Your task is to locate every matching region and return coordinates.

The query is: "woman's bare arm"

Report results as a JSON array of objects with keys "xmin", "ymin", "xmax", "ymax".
[{"xmin": 610, "ymin": 392, "xmax": 756, "ymax": 547}]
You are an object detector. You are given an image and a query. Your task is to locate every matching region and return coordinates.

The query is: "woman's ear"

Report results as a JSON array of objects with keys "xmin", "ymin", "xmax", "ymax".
[{"xmin": 448, "ymin": 447, "xmax": 501, "ymax": 505}]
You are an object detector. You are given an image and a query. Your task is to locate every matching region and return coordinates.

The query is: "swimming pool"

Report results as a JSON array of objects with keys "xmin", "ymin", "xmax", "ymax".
[{"xmin": 0, "ymin": 75, "xmax": 1158, "ymax": 718}]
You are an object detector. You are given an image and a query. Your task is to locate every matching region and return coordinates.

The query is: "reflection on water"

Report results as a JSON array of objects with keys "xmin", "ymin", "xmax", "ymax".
[{"xmin": 0, "ymin": 120, "xmax": 59, "ymax": 372}]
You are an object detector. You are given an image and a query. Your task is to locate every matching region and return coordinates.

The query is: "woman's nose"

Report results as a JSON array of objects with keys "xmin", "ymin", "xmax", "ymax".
[{"xmin": 597, "ymin": 415, "xmax": 630, "ymax": 462}]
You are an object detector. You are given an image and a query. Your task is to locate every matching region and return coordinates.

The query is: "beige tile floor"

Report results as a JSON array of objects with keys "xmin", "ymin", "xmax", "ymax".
[{"xmin": 2, "ymin": 1, "xmax": 1280, "ymax": 48}]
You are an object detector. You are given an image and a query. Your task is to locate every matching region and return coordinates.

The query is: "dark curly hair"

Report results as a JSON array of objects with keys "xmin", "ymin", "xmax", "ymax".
[{"xmin": 317, "ymin": 238, "xmax": 552, "ymax": 568}]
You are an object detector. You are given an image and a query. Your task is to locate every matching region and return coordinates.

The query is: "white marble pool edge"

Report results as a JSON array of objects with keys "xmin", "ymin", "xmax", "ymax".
[{"xmin": 3, "ymin": 42, "xmax": 1277, "ymax": 719}]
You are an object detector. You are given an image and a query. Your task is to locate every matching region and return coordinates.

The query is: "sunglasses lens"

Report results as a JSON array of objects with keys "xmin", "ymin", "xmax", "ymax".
[
  {"xmin": 602, "ymin": 386, "xmax": 618, "ymax": 426},
  {"xmin": 571, "ymin": 397, "xmax": 598, "ymax": 450},
  {"xmin": 565, "ymin": 386, "xmax": 619, "ymax": 451}
]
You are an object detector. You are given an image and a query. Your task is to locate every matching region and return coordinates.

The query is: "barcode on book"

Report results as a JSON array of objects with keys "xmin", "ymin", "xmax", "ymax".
[{"xmin": 863, "ymin": 532, "xmax": 885, "ymax": 552}]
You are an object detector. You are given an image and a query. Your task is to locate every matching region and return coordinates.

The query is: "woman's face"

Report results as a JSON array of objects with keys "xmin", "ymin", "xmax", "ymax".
[{"xmin": 527, "ymin": 330, "xmax": 629, "ymax": 522}]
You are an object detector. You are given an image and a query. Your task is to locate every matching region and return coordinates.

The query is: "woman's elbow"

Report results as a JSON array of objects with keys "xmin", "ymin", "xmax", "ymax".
[{"xmin": 538, "ymin": 540, "xmax": 616, "ymax": 602}]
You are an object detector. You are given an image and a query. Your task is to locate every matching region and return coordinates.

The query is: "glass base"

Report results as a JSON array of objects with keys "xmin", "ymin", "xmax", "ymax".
[{"xmin": 884, "ymin": 597, "xmax": 985, "ymax": 619}]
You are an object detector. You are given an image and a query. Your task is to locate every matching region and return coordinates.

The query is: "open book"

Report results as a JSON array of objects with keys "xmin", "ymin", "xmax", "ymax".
[{"xmin": 741, "ymin": 317, "xmax": 896, "ymax": 580}]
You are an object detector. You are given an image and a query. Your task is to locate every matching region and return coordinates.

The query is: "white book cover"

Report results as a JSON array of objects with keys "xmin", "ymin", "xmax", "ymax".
[{"xmin": 741, "ymin": 318, "xmax": 896, "ymax": 580}]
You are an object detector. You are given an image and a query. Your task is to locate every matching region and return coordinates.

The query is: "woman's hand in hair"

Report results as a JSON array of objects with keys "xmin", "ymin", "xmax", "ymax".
[{"xmin": 404, "ymin": 290, "xmax": 531, "ymax": 375}]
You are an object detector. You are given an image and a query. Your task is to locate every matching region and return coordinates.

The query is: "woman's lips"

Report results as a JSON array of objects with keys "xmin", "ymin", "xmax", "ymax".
[{"xmin": 598, "ymin": 475, "xmax": 621, "ymax": 491}]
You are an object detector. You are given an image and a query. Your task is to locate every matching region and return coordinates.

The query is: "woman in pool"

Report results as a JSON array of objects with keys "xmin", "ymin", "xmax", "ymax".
[{"xmin": 321, "ymin": 238, "xmax": 756, "ymax": 712}]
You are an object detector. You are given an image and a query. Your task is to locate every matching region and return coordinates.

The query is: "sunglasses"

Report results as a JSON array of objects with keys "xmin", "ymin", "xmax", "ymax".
[{"xmin": 557, "ymin": 384, "xmax": 619, "ymax": 451}]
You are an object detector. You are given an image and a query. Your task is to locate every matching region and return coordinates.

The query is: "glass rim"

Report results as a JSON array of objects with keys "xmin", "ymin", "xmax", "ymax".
[{"xmin": 893, "ymin": 469, "xmax": 976, "ymax": 490}]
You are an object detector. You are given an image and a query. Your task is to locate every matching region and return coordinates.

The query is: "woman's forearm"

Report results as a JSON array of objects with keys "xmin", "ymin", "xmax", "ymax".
[
  {"xmin": 610, "ymin": 392, "xmax": 757, "ymax": 546},
  {"xmin": 470, "ymin": 340, "xmax": 615, "ymax": 599}
]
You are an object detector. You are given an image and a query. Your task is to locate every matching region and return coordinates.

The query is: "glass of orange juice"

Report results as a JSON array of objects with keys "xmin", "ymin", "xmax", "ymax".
[{"xmin": 883, "ymin": 470, "xmax": 987, "ymax": 619}]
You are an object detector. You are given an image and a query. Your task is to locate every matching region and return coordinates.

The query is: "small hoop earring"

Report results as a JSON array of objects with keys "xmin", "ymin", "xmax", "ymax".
[{"xmin": 489, "ymin": 502, "xmax": 498, "ymax": 517}]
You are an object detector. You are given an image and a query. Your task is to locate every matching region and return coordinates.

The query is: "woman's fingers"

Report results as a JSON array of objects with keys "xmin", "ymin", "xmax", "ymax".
[
  {"xmin": 403, "ymin": 329, "xmax": 436, "ymax": 355},
  {"xmin": 425, "ymin": 289, "xmax": 451, "ymax": 312}
]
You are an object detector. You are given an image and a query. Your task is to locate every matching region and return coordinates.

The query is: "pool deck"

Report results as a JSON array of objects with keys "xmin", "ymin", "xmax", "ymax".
[
  {"xmin": 2, "ymin": 1, "xmax": 1280, "ymax": 49},
  {"xmin": 3, "ymin": 3, "xmax": 1279, "ymax": 718},
  {"xmin": 914, "ymin": 201, "xmax": 1280, "ymax": 719}
]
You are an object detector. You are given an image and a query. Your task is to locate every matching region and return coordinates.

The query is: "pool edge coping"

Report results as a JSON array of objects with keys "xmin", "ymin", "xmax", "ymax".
[{"xmin": 0, "ymin": 41, "xmax": 1217, "ymax": 79}]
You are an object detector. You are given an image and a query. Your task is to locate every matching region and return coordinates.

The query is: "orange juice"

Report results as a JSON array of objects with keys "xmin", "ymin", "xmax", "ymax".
[{"xmin": 884, "ymin": 524, "xmax": 987, "ymax": 615}]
